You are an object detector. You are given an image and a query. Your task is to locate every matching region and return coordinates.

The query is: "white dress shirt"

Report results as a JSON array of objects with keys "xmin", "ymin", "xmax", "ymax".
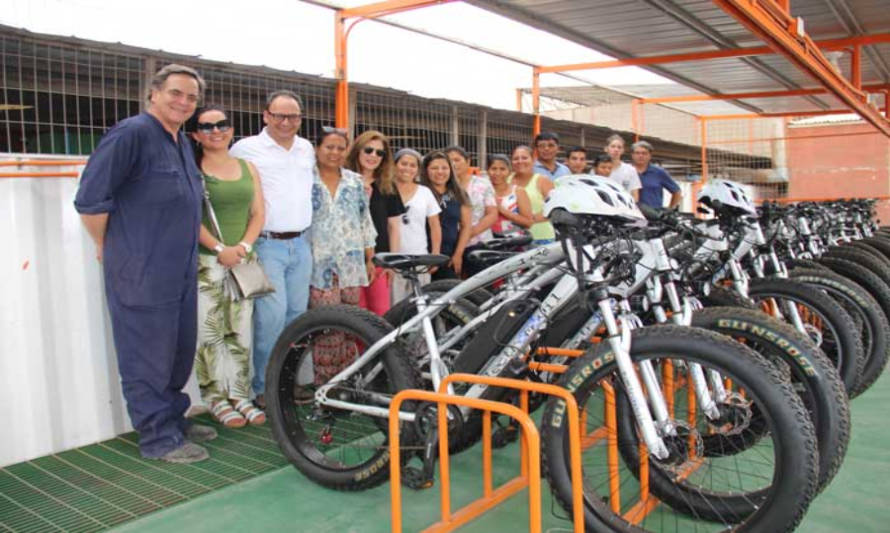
[{"xmin": 230, "ymin": 128, "xmax": 314, "ymax": 232}]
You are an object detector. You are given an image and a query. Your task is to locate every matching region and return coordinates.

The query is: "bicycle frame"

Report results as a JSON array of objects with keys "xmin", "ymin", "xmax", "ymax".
[{"xmin": 312, "ymin": 243, "xmax": 566, "ymax": 421}]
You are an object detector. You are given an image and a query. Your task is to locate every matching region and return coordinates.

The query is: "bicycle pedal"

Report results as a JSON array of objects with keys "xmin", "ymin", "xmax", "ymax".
[
  {"xmin": 401, "ymin": 466, "xmax": 435, "ymax": 490},
  {"xmin": 491, "ymin": 424, "xmax": 519, "ymax": 449}
]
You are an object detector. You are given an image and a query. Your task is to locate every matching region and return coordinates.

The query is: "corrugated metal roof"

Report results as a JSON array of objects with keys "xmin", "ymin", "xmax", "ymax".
[{"xmin": 470, "ymin": 0, "xmax": 890, "ymax": 116}]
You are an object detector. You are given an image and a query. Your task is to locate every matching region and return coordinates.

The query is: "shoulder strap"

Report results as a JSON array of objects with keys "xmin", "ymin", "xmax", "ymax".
[{"xmin": 202, "ymin": 178, "xmax": 225, "ymax": 242}]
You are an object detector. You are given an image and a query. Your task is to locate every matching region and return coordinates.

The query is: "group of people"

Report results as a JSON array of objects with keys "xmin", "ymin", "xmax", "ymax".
[{"xmin": 73, "ymin": 63, "xmax": 682, "ymax": 464}]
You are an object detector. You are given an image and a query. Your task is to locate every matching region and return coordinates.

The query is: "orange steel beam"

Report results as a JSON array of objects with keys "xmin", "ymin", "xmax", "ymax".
[
  {"xmin": 334, "ymin": 12, "xmax": 348, "ymax": 128},
  {"xmin": 703, "ymin": 108, "xmax": 858, "ymax": 120},
  {"xmin": 0, "ymin": 171, "xmax": 79, "ymax": 178},
  {"xmin": 335, "ymin": 1, "xmax": 454, "ymax": 128},
  {"xmin": 713, "ymin": 0, "xmax": 890, "ymax": 138},
  {"xmin": 851, "ymin": 45, "xmax": 862, "ymax": 90},
  {"xmin": 640, "ymin": 83, "xmax": 890, "ymax": 104},
  {"xmin": 536, "ymin": 33, "xmax": 890, "ymax": 73},
  {"xmin": 340, "ymin": 0, "xmax": 452, "ymax": 19}
]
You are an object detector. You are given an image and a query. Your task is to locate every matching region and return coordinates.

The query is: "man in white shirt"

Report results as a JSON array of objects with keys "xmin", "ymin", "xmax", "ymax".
[
  {"xmin": 229, "ymin": 90, "xmax": 314, "ymax": 408},
  {"xmin": 604, "ymin": 133, "xmax": 642, "ymax": 201}
]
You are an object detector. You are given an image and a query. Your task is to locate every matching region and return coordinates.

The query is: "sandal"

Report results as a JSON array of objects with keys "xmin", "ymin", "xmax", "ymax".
[
  {"xmin": 233, "ymin": 399, "xmax": 266, "ymax": 426},
  {"xmin": 210, "ymin": 400, "xmax": 246, "ymax": 428}
]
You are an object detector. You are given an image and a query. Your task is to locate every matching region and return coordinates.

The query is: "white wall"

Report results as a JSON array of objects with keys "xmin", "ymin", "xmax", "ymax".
[{"xmin": 1, "ymin": 155, "xmax": 200, "ymax": 466}]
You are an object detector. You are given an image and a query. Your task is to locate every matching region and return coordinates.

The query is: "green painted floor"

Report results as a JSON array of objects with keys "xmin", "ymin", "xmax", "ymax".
[{"xmin": 104, "ymin": 373, "xmax": 890, "ymax": 533}]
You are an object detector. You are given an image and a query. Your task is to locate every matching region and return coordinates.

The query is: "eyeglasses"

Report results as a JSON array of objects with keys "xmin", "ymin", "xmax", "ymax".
[
  {"xmin": 401, "ymin": 205, "xmax": 411, "ymax": 225},
  {"xmin": 196, "ymin": 119, "xmax": 231, "ymax": 134},
  {"xmin": 266, "ymin": 112, "xmax": 302, "ymax": 123},
  {"xmin": 362, "ymin": 147, "xmax": 386, "ymax": 158}
]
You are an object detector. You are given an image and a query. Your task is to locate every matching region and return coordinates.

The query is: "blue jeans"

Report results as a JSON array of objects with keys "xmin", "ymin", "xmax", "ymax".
[{"xmin": 252, "ymin": 234, "xmax": 312, "ymax": 396}]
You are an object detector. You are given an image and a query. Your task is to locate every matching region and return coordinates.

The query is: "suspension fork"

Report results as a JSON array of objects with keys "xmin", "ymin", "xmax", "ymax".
[
  {"xmin": 663, "ymin": 281, "xmax": 724, "ymax": 418},
  {"xmin": 598, "ymin": 299, "xmax": 671, "ymax": 460},
  {"xmin": 728, "ymin": 259, "xmax": 749, "ymax": 298}
]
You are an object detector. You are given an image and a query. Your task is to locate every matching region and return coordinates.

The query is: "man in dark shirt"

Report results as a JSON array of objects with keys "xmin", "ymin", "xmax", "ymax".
[
  {"xmin": 632, "ymin": 140, "xmax": 682, "ymax": 209},
  {"xmin": 74, "ymin": 64, "xmax": 217, "ymax": 463}
]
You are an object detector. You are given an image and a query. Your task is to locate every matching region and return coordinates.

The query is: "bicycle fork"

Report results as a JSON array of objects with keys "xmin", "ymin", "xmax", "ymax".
[{"xmin": 598, "ymin": 299, "xmax": 672, "ymax": 460}]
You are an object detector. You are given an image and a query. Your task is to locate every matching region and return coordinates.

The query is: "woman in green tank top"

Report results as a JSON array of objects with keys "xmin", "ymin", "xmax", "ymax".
[
  {"xmin": 191, "ymin": 106, "xmax": 267, "ymax": 428},
  {"xmin": 508, "ymin": 145, "xmax": 555, "ymax": 244}
]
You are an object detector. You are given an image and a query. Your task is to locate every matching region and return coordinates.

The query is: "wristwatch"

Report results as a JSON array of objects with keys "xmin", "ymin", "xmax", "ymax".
[
  {"xmin": 238, "ymin": 241, "xmax": 252, "ymax": 254},
  {"xmin": 213, "ymin": 243, "xmax": 225, "ymax": 254}
]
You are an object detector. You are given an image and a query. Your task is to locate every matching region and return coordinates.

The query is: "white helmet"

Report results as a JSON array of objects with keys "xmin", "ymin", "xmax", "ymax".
[
  {"xmin": 545, "ymin": 175, "xmax": 647, "ymax": 227},
  {"xmin": 697, "ymin": 179, "xmax": 756, "ymax": 215}
]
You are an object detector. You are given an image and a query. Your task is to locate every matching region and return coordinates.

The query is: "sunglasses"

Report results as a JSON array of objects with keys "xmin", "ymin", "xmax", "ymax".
[
  {"xmin": 196, "ymin": 119, "xmax": 231, "ymax": 134},
  {"xmin": 401, "ymin": 205, "xmax": 411, "ymax": 225},
  {"xmin": 363, "ymin": 147, "xmax": 386, "ymax": 158}
]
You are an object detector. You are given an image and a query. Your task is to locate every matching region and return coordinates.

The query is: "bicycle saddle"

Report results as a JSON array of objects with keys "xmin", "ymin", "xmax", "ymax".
[
  {"xmin": 483, "ymin": 235, "xmax": 533, "ymax": 250},
  {"xmin": 465, "ymin": 249, "xmax": 515, "ymax": 268},
  {"xmin": 372, "ymin": 253, "xmax": 450, "ymax": 271}
]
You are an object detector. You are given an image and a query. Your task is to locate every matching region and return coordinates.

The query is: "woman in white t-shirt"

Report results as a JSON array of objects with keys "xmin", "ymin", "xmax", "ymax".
[
  {"xmin": 391, "ymin": 148, "xmax": 442, "ymax": 303},
  {"xmin": 605, "ymin": 133, "xmax": 642, "ymax": 201}
]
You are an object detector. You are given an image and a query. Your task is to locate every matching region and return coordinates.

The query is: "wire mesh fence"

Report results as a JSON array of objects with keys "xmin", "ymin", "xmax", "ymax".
[
  {"xmin": 702, "ymin": 117, "xmax": 786, "ymax": 200},
  {"xmin": 0, "ymin": 26, "xmax": 551, "ymax": 167}
]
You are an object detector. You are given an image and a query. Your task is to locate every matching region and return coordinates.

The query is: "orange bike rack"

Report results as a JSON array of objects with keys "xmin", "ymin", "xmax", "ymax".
[
  {"xmin": 527, "ymin": 347, "xmax": 702, "ymax": 525},
  {"xmin": 388, "ymin": 390, "xmax": 542, "ymax": 533},
  {"xmin": 438, "ymin": 373, "xmax": 585, "ymax": 533}
]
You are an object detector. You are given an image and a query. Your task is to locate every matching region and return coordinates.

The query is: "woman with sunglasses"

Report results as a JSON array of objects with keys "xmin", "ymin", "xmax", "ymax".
[
  {"xmin": 345, "ymin": 130, "xmax": 405, "ymax": 315},
  {"xmin": 391, "ymin": 148, "xmax": 442, "ymax": 303},
  {"xmin": 419, "ymin": 151, "xmax": 471, "ymax": 280},
  {"xmin": 509, "ymin": 145, "xmax": 555, "ymax": 245},
  {"xmin": 190, "ymin": 105, "xmax": 266, "ymax": 428},
  {"xmin": 304, "ymin": 127, "xmax": 377, "ymax": 389}
]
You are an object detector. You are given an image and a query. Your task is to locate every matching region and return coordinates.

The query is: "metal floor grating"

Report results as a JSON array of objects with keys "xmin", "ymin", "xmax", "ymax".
[{"xmin": 0, "ymin": 415, "xmax": 288, "ymax": 532}]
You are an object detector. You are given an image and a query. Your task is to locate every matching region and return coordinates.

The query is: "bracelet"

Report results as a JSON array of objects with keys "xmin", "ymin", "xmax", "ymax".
[
  {"xmin": 213, "ymin": 243, "xmax": 225, "ymax": 254},
  {"xmin": 238, "ymin": 241, "xmax": 252, "ymax": 254}
]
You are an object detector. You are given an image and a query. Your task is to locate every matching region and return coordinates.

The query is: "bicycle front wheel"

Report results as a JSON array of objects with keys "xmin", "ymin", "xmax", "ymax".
[
  {"xmin": 265, "ymin": 305, "xmax": 418, "ymax": 491},
  {"xmin": 541, "ymin": 325, "xmax": 818, "ymax": 533}
]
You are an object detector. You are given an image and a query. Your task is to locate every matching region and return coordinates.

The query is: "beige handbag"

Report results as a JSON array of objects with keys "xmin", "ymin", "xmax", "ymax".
[{"xmin": 203, "ymin": 186, "xmax": 275, "ymax": 300}]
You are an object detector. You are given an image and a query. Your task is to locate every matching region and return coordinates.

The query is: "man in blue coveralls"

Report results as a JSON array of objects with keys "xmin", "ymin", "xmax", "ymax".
[{"xmin": 74, "ymin": 64, "xmax": 218, "ymax": 463}]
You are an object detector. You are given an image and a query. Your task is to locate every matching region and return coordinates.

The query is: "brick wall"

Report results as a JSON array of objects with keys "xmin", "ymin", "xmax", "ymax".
[{"xmin": 786, "ymin": 122, "xmax": 890, "ymax": 222}]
